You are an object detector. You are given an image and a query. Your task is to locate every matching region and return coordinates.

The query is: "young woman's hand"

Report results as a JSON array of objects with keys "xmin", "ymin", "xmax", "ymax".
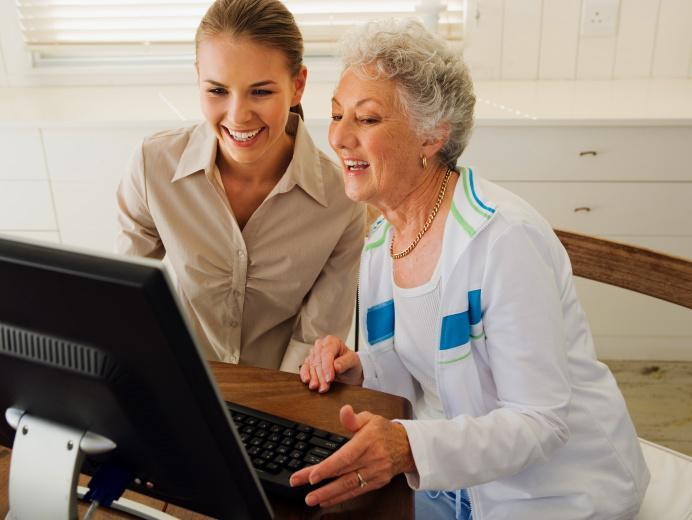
[
  {"xmin": 299, "ymin": 335, "xmax": 363, "ymax": 393},
  {"xmin": 289, "ymin": 405, "xmax": 416, "ymax": 507}
]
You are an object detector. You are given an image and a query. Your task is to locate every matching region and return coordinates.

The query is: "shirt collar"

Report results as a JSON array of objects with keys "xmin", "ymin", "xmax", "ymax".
[
  {"xmin": 171, "ymin": 122, "xmax": 217, "ymax": 182},
  {"xmin": 171, "ymin": 114, "xmax": 328, "ymax": 207}
]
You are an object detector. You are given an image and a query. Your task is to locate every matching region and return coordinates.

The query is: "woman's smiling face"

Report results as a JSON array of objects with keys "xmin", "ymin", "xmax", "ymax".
[
  {"xmin": 328, "ymin": 67, "xmax": 428, "ymax": 208},
  {"xmin": 197, "ymin": 34, "xmax": 306, "ymax": 170}
]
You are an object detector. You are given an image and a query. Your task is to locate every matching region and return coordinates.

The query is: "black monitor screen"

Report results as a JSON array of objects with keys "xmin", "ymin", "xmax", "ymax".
[{"xmin": 0, "ymin": 236, "xmax": 272, "ymax": 519}]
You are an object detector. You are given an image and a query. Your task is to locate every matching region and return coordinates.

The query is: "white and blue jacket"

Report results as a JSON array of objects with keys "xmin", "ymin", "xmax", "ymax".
[{"xmin": 358, "ymin": 168, "xmax": 649, "ymax": 520}]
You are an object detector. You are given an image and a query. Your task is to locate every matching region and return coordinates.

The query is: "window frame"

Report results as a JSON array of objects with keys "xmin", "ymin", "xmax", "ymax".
[{"xmin": 1, "ymin": 1, "xmax": 463, "ymax": 87}]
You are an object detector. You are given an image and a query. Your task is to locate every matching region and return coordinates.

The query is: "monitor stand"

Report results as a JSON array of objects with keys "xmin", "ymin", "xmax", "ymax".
[{"xmin": 5, "ymin": 408, "xmax": 177, "ymax": 520}]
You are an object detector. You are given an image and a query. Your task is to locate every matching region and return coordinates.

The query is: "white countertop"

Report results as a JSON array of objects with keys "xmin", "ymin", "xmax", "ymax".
[{"xmin": 1, "ymin": 79, "xmax": 691, "ymax": 128}]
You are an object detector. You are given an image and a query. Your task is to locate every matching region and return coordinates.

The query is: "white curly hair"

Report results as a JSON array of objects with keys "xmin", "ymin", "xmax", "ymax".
[{"xmin": 339, "ymin": 18, "xmax": 475, "ymax": 168}]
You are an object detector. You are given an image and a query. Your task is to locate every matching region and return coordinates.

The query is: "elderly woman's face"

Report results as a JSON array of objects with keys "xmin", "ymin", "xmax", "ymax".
[{"xmin": 329, "ymin": 67, "xmax": 425, "ymax": 206}]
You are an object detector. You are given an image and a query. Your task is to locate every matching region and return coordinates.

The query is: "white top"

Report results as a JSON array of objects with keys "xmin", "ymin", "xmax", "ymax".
[
  {"xmin": 358, "ymin": 167, "xmax": 649, "ymax": 519},
  {"xmin": 392, "ymin": 264, "xmax": 445, "ymax": 422}
]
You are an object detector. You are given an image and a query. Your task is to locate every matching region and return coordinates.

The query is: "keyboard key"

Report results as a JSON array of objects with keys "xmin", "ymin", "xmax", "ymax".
[
  {"xmin": 290, "ymin": 450, "xmax": 303, "ymax": 459},
  {"xmin": 283, "ymin": 428, "xmax": 296, "ymax": 438},
  {"xmin": 329, "ymin": 434, "xmax": 347, "ymax": 444},
  {"xmin": 264, "ymin": 462, "xmax": 281, "ymax": 474},
  {"xmin": 252, "ymin": 458, "xmax": 265, "ymax": 468},
  {"xmin": 255, "ymin": 430, "xmax": 268, "ymax": 439},
  {"xmin": 287, "ymin": 458, "xmax": 303, "ymax": 470},
  {"xmin": 232, "ymin": 413, "xmax": 246, "ymax": 422},
  {"xmin": 294, "ymin": 441, "xmax": 308, "ymax": 451},
  {"xmin": 309, "ymin": 447, "xmax": 331, "ymax": 459},
  {"xmin": 276, "ymin": 446, "xmax": 289, "ymax": 455},
  {"xmin": 248, "ymin": 446, "xmax": 261, "ymax": 456},
  {"xmin": 240, "ymin": 433, "xmax": 249, "ymax": 443},
  {"xmin": 257, "ymin": 421, "xmax": 269, "ymax": 429},
  {"xmin": 262, "ymin": 441, "xmax": 276, "ymax": 451},
  {"xmin": 280, "ymin": 437, "xmax": 294, "ymax": 447},
  {"xmin": 242, "ymin": 425, "xmax": 255, "ymax": 435},
  {"xmin": 270, "ymin": 424, "xmax": 281, "ymax": 433},
  {"xmin": 261, "ymin": 450, "xmax": 273, "ymax": 460},
  {"xmin": 268, "ymin": 433, "xmax": 281, "ymax": 443},
  {"xmin": 309, "ymin": 437, "xmax": 339, "ymax": 451},
  {"xmin": 303, "ymin": 454, "xmax": 323, "ymax": 465},
  {"xmin": 297, "ymin": 425, "xmax": 313, "ymax": 433},
  {"xmin": 245, "ymin": 417, "xmax": 258, "ymax": 426},
  {"xmin": 312, "ymin": 429, "xmax": 329, "ymax": 439},
  {"xmin": 249, "ymin": 438, "xmax": 262, "ymax": 446},
  {"xmin": 296, "ymin": 432, "xmax": 309, "ymax": 442},
  {"xmin": 274, "ymin": 455, "xmax": 289, "ymax": 466}
]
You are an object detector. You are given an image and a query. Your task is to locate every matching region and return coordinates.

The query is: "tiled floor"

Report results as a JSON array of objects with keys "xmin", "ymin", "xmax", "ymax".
[{"xmin": 604, "ymin": 360, "xmax": 692, "ymax": 456}]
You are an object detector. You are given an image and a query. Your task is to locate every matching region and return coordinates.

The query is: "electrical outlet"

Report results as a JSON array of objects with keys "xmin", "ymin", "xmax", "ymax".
[{"xmin": 581, "ymin": 0, "xmax": 619, "ymax": 37}]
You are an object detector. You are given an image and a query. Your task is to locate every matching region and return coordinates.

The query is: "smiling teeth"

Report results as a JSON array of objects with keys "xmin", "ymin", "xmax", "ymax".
[
  {"xmin": 228, "ymin": 128, "xmax": 262, "ymax": 141},
  {"xmin": 344, "ymin": 159, "xmax": 369, "ymax": 168}
]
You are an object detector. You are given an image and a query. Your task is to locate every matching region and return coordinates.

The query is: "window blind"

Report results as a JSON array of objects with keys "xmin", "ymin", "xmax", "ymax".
[{"xmin": 15, "ymin": 0, "xmax": 463, "ymax": 63}]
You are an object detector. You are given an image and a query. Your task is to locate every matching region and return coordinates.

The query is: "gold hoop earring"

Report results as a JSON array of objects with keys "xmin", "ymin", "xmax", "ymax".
[{"xmin": 421, "ymin": 154, "xmax": 428, "ymax": 171}]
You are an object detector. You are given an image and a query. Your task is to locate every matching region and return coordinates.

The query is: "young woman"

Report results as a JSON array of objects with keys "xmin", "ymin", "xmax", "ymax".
[{"xmin": 116, "ymin": 0, "xmax": 363, "ymax": 371}]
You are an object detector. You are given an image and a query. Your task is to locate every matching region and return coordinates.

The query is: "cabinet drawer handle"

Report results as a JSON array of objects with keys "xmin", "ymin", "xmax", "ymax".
[
  {"xmin": 579, "ymin": 150, "xmax": 598, "ymax": 157},
  {"xmin": 574, "ymin": 206, "xmax": 591, "ymax": 213}
]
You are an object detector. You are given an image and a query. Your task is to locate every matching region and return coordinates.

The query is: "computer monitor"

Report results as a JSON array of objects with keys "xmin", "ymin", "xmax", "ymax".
[{"xmin": 0, "ymin": 235, "xmax": 272, "ymax": 519}]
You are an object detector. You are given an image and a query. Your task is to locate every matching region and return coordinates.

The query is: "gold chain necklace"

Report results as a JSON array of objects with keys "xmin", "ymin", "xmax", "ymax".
[{"xmin": 390, "ymin": 167, "xmax": 453, "ymax": 260}]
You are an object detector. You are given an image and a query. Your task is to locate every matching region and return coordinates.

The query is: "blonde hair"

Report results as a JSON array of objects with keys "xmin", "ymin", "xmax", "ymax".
[
  {"xmin": 196, "ymin": 0, "xmax": 305, "ymax": 119},
  {"xmin": 341, "ymin": 19, "xmax": 475, "ymax": 168}
]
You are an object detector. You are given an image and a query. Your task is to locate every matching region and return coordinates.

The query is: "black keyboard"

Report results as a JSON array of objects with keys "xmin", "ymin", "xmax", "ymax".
[{"xmin": 225, "ymin": 401, "xmax": 349, "ymax": 499}]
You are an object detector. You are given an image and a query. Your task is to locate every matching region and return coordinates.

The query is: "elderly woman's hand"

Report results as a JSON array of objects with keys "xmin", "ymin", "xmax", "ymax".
[
  {"xmin": 299, "ymin": 335, "xmax": 363, "ymax": 393},
  {"xmin": 289, "ymin": 404, "xmax": 416, "ymax": 507}
]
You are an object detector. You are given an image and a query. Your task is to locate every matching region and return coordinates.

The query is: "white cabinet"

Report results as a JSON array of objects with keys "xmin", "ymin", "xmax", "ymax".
[
  {"xmin": 497, "ymin": 181, "xmax": 692, "ymax": 236},
  {"xmin": 51, "ymin": 179, "xmax": 121, "ymax": 252},
  {"xmin": 41, "ymin": 125, "xmax": 172, "ymax": 253},
  {"xmin": 0, "ymin": 181, "xmax": 56, "ymax": 230},
  {"xmin": 42, "ymin": 126, "xmax": 172, "ymax": 182},
  {"xmin": 575, "ymin": 278, "xmax": 692, "ymax": 361},
  {"xmin": 465, "ymin": 125, "xmax": 692, "ymax": 181},
  {"xmin": 464, "ymin": 123, "xmax": 692, "ymax": 256},
  {"xmin": 0, "ymin": 129, "xmax": 47, "ymax": 180}
]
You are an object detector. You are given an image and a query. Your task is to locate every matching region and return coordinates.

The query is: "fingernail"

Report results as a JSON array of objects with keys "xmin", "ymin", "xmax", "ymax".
[
  {"xmin": 305, "ymin": 494, "xmax": 316, "ymax": 506},
  {"xmin": 289, "ymin": 477, "xmax": 295, "ymax": 487},
  {"xmin": 325, "ymin": 373, "xmax": 331, "ymax": 382},
  {"xmin": 309, "ymin": 474, "xmax": 319, "ymax": 485}
]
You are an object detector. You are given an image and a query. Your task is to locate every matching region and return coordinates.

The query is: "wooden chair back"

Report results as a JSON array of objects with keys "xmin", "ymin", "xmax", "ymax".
[{"xmin": 555, "ymin": 230, "xmax": 692, "ymax": 310}]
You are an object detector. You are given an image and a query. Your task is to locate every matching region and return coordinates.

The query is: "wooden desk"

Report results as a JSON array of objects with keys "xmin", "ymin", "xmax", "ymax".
[{"xmin": 0, "ymin": 363, "xmax": 413, "ymax": 519}]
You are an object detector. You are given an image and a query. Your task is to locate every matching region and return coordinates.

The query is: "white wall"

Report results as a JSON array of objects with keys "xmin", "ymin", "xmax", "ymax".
[
  {"xmin": 465, "ymin": 0, "xmax": 692, "ymax": 80},
  {"xmin": 0, "ymin": 34, "xmax": 8, "ymax": 88}
]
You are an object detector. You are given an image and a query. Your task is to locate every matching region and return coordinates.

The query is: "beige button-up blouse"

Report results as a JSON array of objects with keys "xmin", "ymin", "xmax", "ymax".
[{"xmin": 116, "ymin": 114, "xmax": 363, "ymax": 371}]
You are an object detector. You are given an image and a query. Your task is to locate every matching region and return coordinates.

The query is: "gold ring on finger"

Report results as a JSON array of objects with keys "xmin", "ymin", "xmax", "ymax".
[{"xmin": 356, "ymin": 471, "xmax": 367, "ymax": 489}]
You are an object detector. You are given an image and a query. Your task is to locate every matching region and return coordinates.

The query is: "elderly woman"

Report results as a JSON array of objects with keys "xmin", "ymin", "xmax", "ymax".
[{"xmin": 290, "ymin": 19, "xmax": 650, "ymax": 520}]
